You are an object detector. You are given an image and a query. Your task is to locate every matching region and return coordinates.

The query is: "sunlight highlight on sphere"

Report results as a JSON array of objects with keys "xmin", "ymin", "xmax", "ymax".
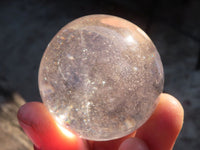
[
  {"xmin": 38, "ymin": 14, "xmax": 164, "ymax": 141},
  {"xmin": 56, "ymin": 123, "xmax": 76, "ymax": 139}
]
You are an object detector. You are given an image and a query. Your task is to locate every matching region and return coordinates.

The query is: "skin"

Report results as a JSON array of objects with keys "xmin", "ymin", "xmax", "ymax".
[{"xmin": 17, "ymin": 93, "xmax": 184, "ymax": 150}]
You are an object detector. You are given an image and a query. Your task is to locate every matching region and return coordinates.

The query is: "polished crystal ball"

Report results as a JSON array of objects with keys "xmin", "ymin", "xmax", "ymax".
[{"xmin": 38, "ymin": 14, "xmax": 164, "ymax": 141}]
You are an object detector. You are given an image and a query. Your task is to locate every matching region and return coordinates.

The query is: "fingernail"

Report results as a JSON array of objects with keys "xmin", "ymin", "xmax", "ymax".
[
  {"xmin": 34, "ymin": 145, "xmax": 41, "ymax": 150},
  {"xmin": 19, "ymin": 121, "xmax": 41, "ymax": 149},
  {"xmin": 119, "ymin": 137, "xmax": 149, "ymax": 150}
]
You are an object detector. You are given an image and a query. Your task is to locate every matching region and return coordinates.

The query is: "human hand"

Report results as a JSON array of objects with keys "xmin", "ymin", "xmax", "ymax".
[{"xmin": 17, "ymin": 93, "xmax": 184, "ymax": 150}]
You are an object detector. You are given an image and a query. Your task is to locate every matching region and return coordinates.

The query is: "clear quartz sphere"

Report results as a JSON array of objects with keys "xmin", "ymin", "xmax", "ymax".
[{"xmin": 39, "ymin": 14, "xmax": 164, "ymax": 141}]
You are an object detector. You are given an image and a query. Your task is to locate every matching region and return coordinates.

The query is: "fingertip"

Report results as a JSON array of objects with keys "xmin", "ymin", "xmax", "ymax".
[
  {"xmin": 154, "ymin": 93, "xmax": 184, "ymax": 137},
  {"xmin": 17, "ymin": 102, "xmax": 43, "ymax": 148},
  {"xmin": 119, "ymin": 137, "xmax": 149, "ymax": 150},
  {"xmin": 17, "ymin": 102, "xmax": 44, "ymax": 125},
  {"xmin": 159, "ymin": 93, "xmax": 184, "ymax": 128},
  {"xmin": 136, "ymin": 93, "xmax": 184, "ymax": 150}
]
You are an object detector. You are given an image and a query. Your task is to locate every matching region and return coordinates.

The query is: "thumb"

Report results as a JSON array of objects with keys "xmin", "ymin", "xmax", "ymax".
[{"xmin": 17, "ymin": 102, "xmax": 88, "ymax": 150}]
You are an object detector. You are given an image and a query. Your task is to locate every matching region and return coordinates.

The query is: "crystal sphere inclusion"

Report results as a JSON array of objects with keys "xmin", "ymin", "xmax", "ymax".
[{"xmin": 39, "ymin": 14, "xmax": 164, "ymax": 141}]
